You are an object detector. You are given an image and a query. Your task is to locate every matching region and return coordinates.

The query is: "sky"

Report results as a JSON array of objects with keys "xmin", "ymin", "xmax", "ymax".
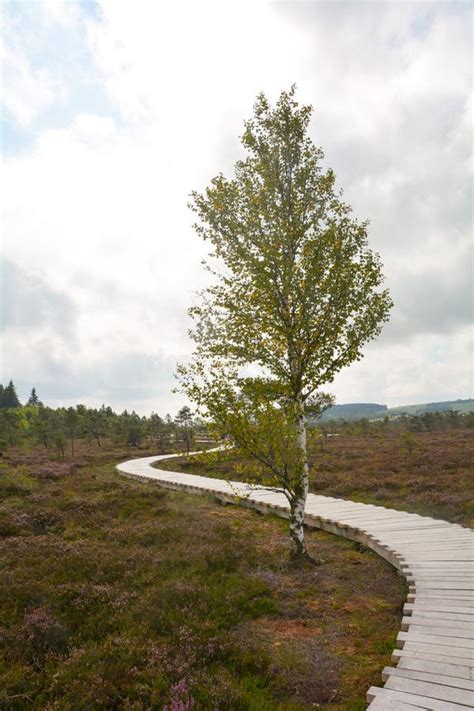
[{"xmin": 0, "ymin": 0, "xmax": 472, "ymax": 415}]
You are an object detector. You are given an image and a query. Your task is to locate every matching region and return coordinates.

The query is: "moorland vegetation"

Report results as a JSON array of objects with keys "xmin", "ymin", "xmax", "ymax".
[
  {"xmin": 0, "ymin": 432, "xmax": 405, "ymax": 710},
  {"xmin": 160, "ymin": 411, "xmax": 473, "ymax": 527}
]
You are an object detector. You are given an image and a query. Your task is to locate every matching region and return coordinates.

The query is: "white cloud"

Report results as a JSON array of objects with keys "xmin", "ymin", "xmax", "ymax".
[
  {"xmin": 40, "ymin": 0, "xmax": 81, "ymax": 28},
  {"xmin": 330, "ymin": 325, "xmax": 473, "ymax": 407},
  {"xmin": 1, "ymin": 0, "xmax": 472, "ymax": 412},
  {"xmin": 0, "ymin": 29, "xmax": 62, "ymax": 126}
]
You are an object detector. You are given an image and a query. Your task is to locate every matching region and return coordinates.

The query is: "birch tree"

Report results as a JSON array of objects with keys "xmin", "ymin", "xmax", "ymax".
[{"xmin": 177, "ymin": 87, "xmax": 392, "ymax": 560}]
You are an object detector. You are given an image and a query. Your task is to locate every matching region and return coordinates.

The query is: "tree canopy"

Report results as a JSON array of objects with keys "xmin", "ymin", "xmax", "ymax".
[
  {"xmin": 178, "ymin": 87, "xmax": 392, "ymax": 558},
  {"xmin": 0, "ymin": 380, "xmax": 21, "ymax": 409}
]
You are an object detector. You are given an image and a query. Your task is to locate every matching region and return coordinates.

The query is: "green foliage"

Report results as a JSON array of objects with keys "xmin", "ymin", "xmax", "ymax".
[
  {"xmin": 320, "ymin": 410, "xmax": 474, "ymax": 435},
  {"xmin": 64, "ymin": 407, "xmax": 81, "ymax": 456},
  {"xmin": 53, "ymin": 430, "xmax": 66, "ymax": 459},
  {"xmin": 0, "ymin": 380, "xmax": 21, "ymax": 409},
  {"xmin": 112, "ymin": 411, "xmax": 147, "ymax": 447},
  {"xmin": 399, "ymin": 430, "xmax": 416, "ymax": 456},
  {"xmin": 148, "ymin": 412, "xmax": 175, "ymax": 452},
  {"xmin": 185, "ymin": 87, "xmax": 391, "ymax": 396},
  {"xmin": 181, "ymin": 373, "xmax": 309, "ymax": 498},
  {"xmin": 178, "ymin": 87, "xmax": 392, "ymax": 554},
  {"xmin": 27, "ymin": 388, "xmax": 41, "ymax": 407},
  {"xmin": 0, "ymin": 398, "xmax": 212, "ymax": 459},
  {"xmin": 0, "ymin": 408, "xmax": 27, "ymax": 446},
  {"xmin": 82, "ymin": 407, "xmax": 110, "ymax": 446},
  {"xmin": 175, "ymin": 405, "xmax": 194, "ymax": 453}
]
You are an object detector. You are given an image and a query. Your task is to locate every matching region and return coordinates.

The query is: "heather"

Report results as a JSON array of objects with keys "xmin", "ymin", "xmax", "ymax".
[
  {"xmin": 160, "ymin": 417, "xmax": 473, "ymax": 527},
  {"xmin": 0, "ymin": 441, "xmax": 405, "ymax": 709}
]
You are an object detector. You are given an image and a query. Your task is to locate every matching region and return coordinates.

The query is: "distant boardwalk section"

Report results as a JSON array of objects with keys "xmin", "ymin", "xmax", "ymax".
[{"xmin": 117, "ymin": 452, "xmax": 474, "ymax": 710}]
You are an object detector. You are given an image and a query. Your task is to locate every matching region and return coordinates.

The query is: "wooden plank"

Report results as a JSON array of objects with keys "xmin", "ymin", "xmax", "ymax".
[
  {"xmin": 366, "ymin": 524, "xmax": 452, "ymax": 533},
  {"xmin": 367, "ymin": 686, "xmax": 470, "ymax": 710},
  {"xmin": 390, "ymin": 537, "xmax": 473, "ymax": 544},
  {"xmin": 406, "ymin": 599, "xmax": 474, "ymax": 608},
  {"xmin": 395, "ymin": 542, "xmax": 472, "ymax": 558},
  {"xmin": 405, "ymin": 604, "xmax": 474, "ymax": 616},
  {"xmin": 398, "ymin": 632, "xmax": 473, "ymax": 650},
  {"xmin": 368, "ymin": 697, "xmax": 424, "ymax": 710},
  {"xmin": 413, "ymin": 583, "xmax": 474, "ymax": 591},
  {"xmin": 400, "ymin": 551, "xmax": 474, "ymax": 565},
  {"xmin": 403, "ymin": 561, "xmax": 473, "ymax": 566},
  {"xmin": 408, "ymin": 572, "xmax": 474, "ymax": 577},
  {"xmin": 384, "ymin": 675, "xmax": 474, "ymax": 706},
  {"xmin": 410, "ymin": 593, "xmax": 474, "ymax": 601},
  {"xmin": 404, "ymin": 567, "xmax": 473, "ymax": 572},
  {"xmin": 392, "ymin": 648, "xmax": 474, "ymax": 669},
  {"xmin": 400, "ymin": 547, "xmax": 474, "ymax": 554},
  {"xmin": 402, "ymin": 624, "xmax": 474, "ymax": 640},
  {"xmin": 411, "ymin": 570, "xmax": 474, "ymax": 577},
  {"xmin": 403, "ymin": 552, "xmax": 474, "ymax": 557},
  {"xmin": 394, "ymin": 536, "xmax": 474, "ymax": 543},
  {"xmin": 400, "ymin": 640, "xmax": 474, "ymax": 660},
  {"xmin": 404, "ymin": 610, "xmax": 474, "ymax": 623},
  {"xmin": 382, "ymin": 666, "xmax": 474, "ymax": 690},
  {"xmin": 408, "ymin": 582, "xmax": 474, "ymax": 589},
  {"xmin": 386, "ymin": 536, "xmax": 474, "ymax": 543},
  {"xmin": 402, "ymin": 616, "xmax": 474, "ymax": 632},
  {"xmin": 415, "ymin": 583, "xmax": 474, "ymax": 592},
  {"xmin": 393, "ymin": 655, "xmax": 474, "ymax": 680}
]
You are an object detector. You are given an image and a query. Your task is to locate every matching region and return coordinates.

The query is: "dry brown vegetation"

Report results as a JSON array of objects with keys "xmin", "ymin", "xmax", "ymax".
[
  {"xmin": 0, "ymin": 441, "xmax": 405, "ymax": 710},
  {"xmin": 309, "ymin": 429, "xmax": 473, "ymax": 526},
  {"xmin": 168, "ymin": 428, "xmax": 473, "ymax": 527}
]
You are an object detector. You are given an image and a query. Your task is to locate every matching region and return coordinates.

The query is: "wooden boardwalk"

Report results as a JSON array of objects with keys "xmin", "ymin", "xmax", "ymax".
[{"xmin": 117, "ymin": 452, "xmax": 474, "ymax": 709}]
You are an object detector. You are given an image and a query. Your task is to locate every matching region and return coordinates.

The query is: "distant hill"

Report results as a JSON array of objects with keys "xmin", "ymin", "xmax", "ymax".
[
  {"xmin": 320, "ymin": 403, "xmax": 387, "ymax": 421},
  {"xmin": 385, "ymin": 399, "xmax": 474, "ymax": 418},
  {"xmin": 319, "ymin": 399, "xmax": 474, "ymax": 421}
]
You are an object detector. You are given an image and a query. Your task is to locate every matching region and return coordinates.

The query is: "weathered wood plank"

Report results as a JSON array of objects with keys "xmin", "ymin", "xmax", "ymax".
[
  {"xmin": 409, "ymin": 593, "xmax": 474, "ymax": 602},
  {"xmin": 368, "ymin": 700, "xmax": 423, "ymax": 710},
  {"xmin": 367, "ymin": 686, "xmax": 471, "ymax": 709},
  {"xmin": 413, "ymin": 583, "xmax": 474, "ymax": 590},
  {"xmin": 393, "ymin": 654, "xmax": 474, "ymax": 680},
  {"xmin": 398, "ymin": 631, "xmax": 473, "ymax": 648},
  {"xmin": 405, "ymin": 604, "xmax": 474, "ymax": 616},
  {"xmin": 392, "ymin": 648, "xmax": 474, "ymax": 669},
  {"xmin": 402, "ymin": 615, "xmax": 474, "ymax": 631},
  {"xmin": 404, "ymin": 610, "xmax": 474, "ymax": 623},
  {"xmin": 383, "ymin": 665, "xmax": 474, "ymax": 690},
  {"xmin": 400, "ymin": 639, "xmax": 474, "ymax": 660},
  {"xmin": 384, "ymin": 675, "xmax": 474, "ymax": 706}
]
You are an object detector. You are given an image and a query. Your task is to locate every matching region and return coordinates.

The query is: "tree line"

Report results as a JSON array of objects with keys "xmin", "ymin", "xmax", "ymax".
[
  {"xmin": 0, "ymin": 381, "xmax": 207, "ymax": 457},
  {"xmin": 317, "ymin": 410, "xmax": 474, "ymax": 435}
]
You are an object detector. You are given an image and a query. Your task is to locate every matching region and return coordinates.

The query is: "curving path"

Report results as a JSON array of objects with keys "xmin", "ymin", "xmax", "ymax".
[{"xmin": 117, "ymin": 452, "xmax": 474, "ymax": 710}]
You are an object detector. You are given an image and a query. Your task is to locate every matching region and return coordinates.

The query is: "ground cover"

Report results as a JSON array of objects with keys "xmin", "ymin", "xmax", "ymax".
[
  {"xmin": 0, "ymin": 441, "xmax": 405, "ymax": 710},
  {"xmin": 163, "ymin": 429, "xmax": 473, "ymax": 527}
]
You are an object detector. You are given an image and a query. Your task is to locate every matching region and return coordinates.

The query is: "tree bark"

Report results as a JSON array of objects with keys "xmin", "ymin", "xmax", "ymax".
[{"xmin": 289, "ymin": 395, "xmax": 309, "ymax": 558}]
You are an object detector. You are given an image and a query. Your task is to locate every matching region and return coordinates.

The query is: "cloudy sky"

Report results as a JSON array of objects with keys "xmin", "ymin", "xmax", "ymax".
[{"xmin": 1, "ymin": 0, "xmax": 472, "ymax": 415}]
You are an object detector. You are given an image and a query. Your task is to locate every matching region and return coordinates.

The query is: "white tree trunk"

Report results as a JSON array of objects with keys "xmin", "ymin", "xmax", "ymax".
[{"xmin": 289, "ymin": 395, "xmax": 309, "ymax": 557}]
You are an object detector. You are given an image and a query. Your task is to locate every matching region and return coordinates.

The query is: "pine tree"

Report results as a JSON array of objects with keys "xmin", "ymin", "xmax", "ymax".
[
  {"xmin": 27, "ymin": 388, "xmax": 40, "ymax": 406},
  {"xmin": 175, "ymin": 406, "xmax": 194, "ymax": 453},
  {"xmin": 1, "ymin": 380, "xmax": 21, "ymax": 409}
]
